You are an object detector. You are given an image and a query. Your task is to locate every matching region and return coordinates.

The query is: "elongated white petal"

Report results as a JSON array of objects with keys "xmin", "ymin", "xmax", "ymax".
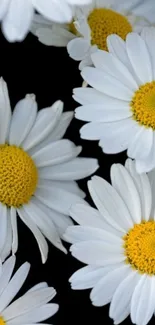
[
  {"xmin": 0, "ymin": 256, "xmax": 16, "ymax": 297},
  {"xmin": 17, "ymin": 208, "xmax": 48, "ymax": 263},
  {"xmin": 0, "ymin": 262, "xmax": 30, "ymax": 314},
  {"xmin": 23, "ymin": 100, "xmax": 63, "ymax": 151},
  {"xmin": 23, "ymin": 198, "xmax": 66, "ymax": 253},
  {"xmin": 64, "ymin": 226, "xmax": 122, "ymax": 245},
  {"xmin": 88, "ymin": 176, "xmax": 133, "ymax": 232},
  {"xmin": 39, "ymin": 158, "xmax": 99, "ymax": 180},
  {"xmin": 70, "ymin": 241, "xmax": 125, "ymax": 266},
  {"xmin": 90, "ymin": 265, "xmax": 131, "ymax": 306},
  {"xmin": 32, "ymin": 140, "xmax": 81, "ymax": 167},
  {"xmin": 111, "ymin": 164, "xmax": 141, "ymax": 224},
  {"xmin": 70, "ymin": 265, "xmax": 114, "ymax": 290},
  {"xmin": 70, "ymin": 203, "xmax": 122, "ymax": 236},
  {"xmin": 2, "ymin": 287, "xmax": 56, "ymax": 320},
  {"xmin": 125, "ymin": 159, "xmax": 152, "ymax": 221},
  {"xmin": 2, "ymin": 0, "xmax": 34, "ymax": 42},
  {"xmin": 110, "ymin": 270, "xmax": 140, "ymax": 322},
  {"xmin": 0, "ymin": 78, "xmax": 11, "ymax": 143},
  {"xmin": 9, "ymin": 94, "xmax": 37, "ymax": 146}
]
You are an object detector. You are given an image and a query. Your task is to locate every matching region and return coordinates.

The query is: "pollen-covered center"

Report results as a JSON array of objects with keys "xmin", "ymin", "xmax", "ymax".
[
  {"xmin": 131, "ymin": 81, "xmax": 155, "ymax": 129},
  {"xmin": 124, "ymin": 221, "xmax": 155, "ymax": 275},
  {"xmin": 0, "ymin": 144, "xmax": 38, "ymax": 207},
  {"xmin": 87, "ymin": 8, "xmax": 132, "ymax": 50},
  {"xmin": 0, "ymin": 317, "xmax": 5, "ymax": 325}
]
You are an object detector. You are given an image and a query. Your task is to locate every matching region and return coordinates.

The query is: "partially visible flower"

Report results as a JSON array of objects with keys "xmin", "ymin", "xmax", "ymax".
[
  {"xmin": 74, "ymin": 27, "xmax": 155, "ymax": 173},
  {"xmin": 0, "ymin": 255, "xmax": 58, "ymax": 325},
  {"xmin": 64, "ymin": 159, "xmax": 155, "ymax": 325},
  {"xmin": 31, "ymin": 0, "xmax": 152, "ymax": 69},
  {"xmin": 0, "ymin": 0, "xmax": 93, "ymax": 42},
  {"xmin": 0, "ymin": 78, "xmax": 98, "ymax": 264}
]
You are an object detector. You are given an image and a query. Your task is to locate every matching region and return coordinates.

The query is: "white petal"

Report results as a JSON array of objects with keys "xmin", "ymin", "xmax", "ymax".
[
  {"xmin": 126, "ymin": 33, "xmax": 152, "ymax": 84},
  {"xmin": 73, "ymin": 87, "xmax": 109, "ymax": 105},
  {"xmin": 2, "ymin": 0, "xmax": 33, "ymax": 42},
  {"xmin": 0, "ymin": 262, "xmax": 30, "ymax": 314},
  {"xmin": 70, "ymin": 265, "xmax": 114, "ymax": 290},
  {"xmin": 9, "ymin": 94, "xmax": 37, "ymax": 146},
  {"xmin": 125, "ymin": 159, "xmax": 152, "ymax": 221},
  {"xmin": 0, "ymin": 256, "xmax": 16, "ymax": 296},
  {"xmin": 91, "ymin": 51, "xmax": 138, "ymax": 91},
  {"xmin": 81, "ymin": 67, "xmax": 133, "ymax": 101},
  {"xmin": 7, "ymin": 303, "xmax": 58, "ymax": 325},
  {"xmin": 22, "ymin": 100, "xmax": 63, "ymax": 151},
  {"xmin": 35, "ymin": 186, "xmax": 84, "ymax": 216},
  {"xmin": 32, "ymin": 0, "xmax": 72, "ymax": 23},
  {"xmin": 64, "ymin": 226, "xmax": 122, "ymax": 245},
  {"xmin": 75, "ymin": 103, "xmax": 131, "ymax": 122},
  {"xmin": 17, "ymin": 208, "xmax": 48, "ymax": 264},
  {"xmin": 2, "ymin": 287, "xmax": 56, "ymax": 321},
  {"xmin": 80, "ymin": 119, "xmax": 138, "ymax": 149},
  {"xmin": 107, "ymin": 35, "xmax": 133, "ymax": 73},
  {"xmin": 90, "ymin": 265, "xmax": 131, "ymax": 306},
  {"xmin": 10, "ymin": 207, "xmax": 18, "ymax": 255},
  {"xmin": 28, "ymin": 111, "xmax": 73, "ymax": 156},
  {"xmin": 88, "ymin": 176, "xmax": 133, "ymax": 232},
  {"xmin": 131, "ymin": 275, "xmax": 155, "ymax": 325},
  {"xmin": 110, "ymin": 270, "xmax": 140, "ymax": 322},
  {"xmin": 23, "ymin": 198, "xmax": 66, "ymax": 253},
  {"xmin": 38, "ymin": 179, "xmax": 85, "ymax": 199},
  {"xmin": 67, "ymin": 38, "xmax": 91, "ymax": 61},
  {"xmin": 0, "ymin": 211, "xmax": 12, "ymax": 263},
  {"xmin": 111, "ymin": 164, "xmax": 141, "ymax": 223},
  {"xmin": 0, "ymin": 78, "xmax": 11, "ymax": 143},
  {"xmin": 135, "ymin": 132, "xmax": 155, "ymax": 173},
  {"xmin": 127, "ymin": 127, "xmax": 153, "ymax": 161},
  {"xmin": 0, "ymin": 204, "xmax": 8, "ymax": 256},
  {"xmin": 0, "ymin": 0, "xmax": 10, "ymax": 20},
  {"xmin": 141, "ymin": 27, "xmax": 155, "ymax": 80},
  {"xmin": 70, "ymin": 241, "xmax": 125, "ymax": 266},
  {"xmin": 32, "ymin": 140, "xmax": 81, "ymax": 167},
  {"xmin": 26, "ymin": 282, "xmax": 48, "ymax": 293},
  {"xmin": 39, "ymin": 157, "xmax": 99, "ymax": 180},
  {"xmin": 36, "ymin": 25, "xmax": 75, "ymax": 47},
  {"xmin": 70, "ymin": 203, "xmax": 122, "ymax": 236}
]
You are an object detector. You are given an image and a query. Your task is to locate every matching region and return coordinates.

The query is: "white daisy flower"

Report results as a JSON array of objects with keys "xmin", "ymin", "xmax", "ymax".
[
  {"xmin": 0, "ymin": 255, "xmax": 58, "ymax": 325},
  {"xmin": 64, "ymin": 158, "xmax": 155, "ymax": 325},
  {"xmin": 74, "ymin": 27, "xmax": 155, "ymax": 173},
  {"xmin": 31, "ymin": 0, "xmax": 152, "ymax": 70},
  {"xmin": 0, "ymin": 78, "xmax": 98, "ymax": 264},
  {"xmin": 0, "ymin": 0, "xmax": 92, "ymax": 42}
]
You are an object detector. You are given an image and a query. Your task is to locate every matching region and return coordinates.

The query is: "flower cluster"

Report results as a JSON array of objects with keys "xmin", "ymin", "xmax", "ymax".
[{"xmin": 0, "ymin": 1, "xmax": 155, "ymax": 325}]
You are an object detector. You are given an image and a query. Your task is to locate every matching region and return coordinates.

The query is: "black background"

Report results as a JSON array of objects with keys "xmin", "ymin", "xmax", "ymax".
[{"xmin": 0, "ymin": 30, "xmax": 130, "ymax": 325}]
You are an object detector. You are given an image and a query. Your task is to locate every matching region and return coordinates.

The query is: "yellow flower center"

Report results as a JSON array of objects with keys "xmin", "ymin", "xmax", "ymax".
[
  {"xmin": 131, "ymin": 81, "xmax": 155, "ymax": 129},
  {"xmin": 87, "ymin": 8, "xmax": 132, "ymax": 50},
  {"xmin": 124, "ymin": 221, "xmax": 155, "ymax": 275},
  {"xmin": 0, "ymin": 144, "xmax": 38, "ymax": 207},
  {"xmin": 0, "ymin": 317, "xmax": 5, "ymax": 325}
]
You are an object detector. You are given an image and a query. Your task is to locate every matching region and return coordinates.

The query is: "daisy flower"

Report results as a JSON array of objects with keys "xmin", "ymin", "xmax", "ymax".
[
  {"xmin": 0, "ymin": 0, "xmax": 92, "ymax": 42},
  {"xmin": 0, "ymin": 78, "xmax": 98, "ymax": 264},
  {"xmin": 64, "ymin": 158, "xmax": 155, "ymax": 325},
  {"xmin": 32, "ymin": 0, "xmax": 152, "ymax": 70},
  {"xmin": 0, "ymin": 255, "xmax": 58, "ymax": 325},
  {"xmin": 74, "ymin": 27, "xmax": 155, "ymax": 173}
]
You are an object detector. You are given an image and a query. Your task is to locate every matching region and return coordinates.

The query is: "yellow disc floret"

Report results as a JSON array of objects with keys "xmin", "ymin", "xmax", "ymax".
[
  {"xmin": 124, "ymin": 221, "xmax": 155, "ymax": 275},
  {"xmin": 87, "ymin": 8, "xmax": 132, "ymax": 51},
  {"xmin": 0, "ymin": 144, "xmax": 38, "ymax": 207},
  {"xmin": 131, "ymin": 81, "xmax": 155, "ymax": 129},
  {"xmin": 0, "ymin": 317, "xmax": 5, "ymax": 325}
]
